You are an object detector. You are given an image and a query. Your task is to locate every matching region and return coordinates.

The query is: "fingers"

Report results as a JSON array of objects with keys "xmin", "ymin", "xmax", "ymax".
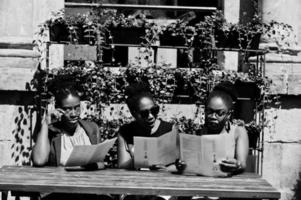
[
  {"xmin": 220, "ymin": 161, "xmax": 237, "ymax": 168},
  {"xmin": 56, "ymin": 108, "xmax": 65, "ymax": 114},
  {"xmin": 96, "ymin": 162, "xmax": 105, "ymax": 170},
  {"xmin": 221, "ymin": 158, "xmax": 237, "ymax": 164},
  {"xmin": 220, "ymin": 158, "xmax": 241, "ymax": 173}
]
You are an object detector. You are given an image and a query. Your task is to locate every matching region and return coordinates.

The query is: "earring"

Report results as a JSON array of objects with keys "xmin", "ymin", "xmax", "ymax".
[{"xmin": 225, "ymin": 120, "xmax": 231, "ymax": 133}]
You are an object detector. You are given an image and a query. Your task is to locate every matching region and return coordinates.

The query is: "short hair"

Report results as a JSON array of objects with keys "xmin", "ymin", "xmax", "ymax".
[
  {"xmin": 125, "ymin": 83, "xmax": 154, "ymax": 112},
  {"xmin": 54, "ymin": 86, "xmax": 80, "ymax": 108},
  {"xmin": 207, "ymin": 81, "xmax": 238, "ymax": 110}
]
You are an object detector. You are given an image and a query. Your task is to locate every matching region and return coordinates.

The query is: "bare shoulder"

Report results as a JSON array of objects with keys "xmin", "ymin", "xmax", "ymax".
[{"xmin": 233, "ymin": 124, "xmax": 248, "ymax": 139}]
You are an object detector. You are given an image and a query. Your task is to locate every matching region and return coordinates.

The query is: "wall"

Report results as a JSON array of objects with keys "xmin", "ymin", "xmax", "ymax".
[
  {"xmin": 0, "ymin": 0, "xmax": 63, "ymax": 199},
  {"xmin": 258, "ymin": 1, "xmax": 301, "ymax": 199}
]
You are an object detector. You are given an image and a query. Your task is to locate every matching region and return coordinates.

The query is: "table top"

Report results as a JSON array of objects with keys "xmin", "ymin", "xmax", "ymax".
[{"xmin": 0, "ymin": 166, "xmax": 280, "ymax": 199}]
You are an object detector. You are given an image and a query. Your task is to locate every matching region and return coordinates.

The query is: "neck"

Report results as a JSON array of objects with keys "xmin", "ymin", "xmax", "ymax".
[
  {"xmin": 150, "ymin": 119, "xmax": 161, "ymax": 135},
  {"xmin": 63, "ymin": 123, "xmax": 78, "ymax": 136}
]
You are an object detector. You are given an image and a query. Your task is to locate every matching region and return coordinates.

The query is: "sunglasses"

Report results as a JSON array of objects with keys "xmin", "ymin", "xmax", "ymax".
[
  {"xmin": 205, "ymin": 108, "xmax": 229, "ymax": 117},
  {"xmin": 138, "ymin": 105, "xmax": 160, "ymax": 119}
]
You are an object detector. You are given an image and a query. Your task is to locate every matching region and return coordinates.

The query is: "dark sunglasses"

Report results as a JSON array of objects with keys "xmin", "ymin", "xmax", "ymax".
[
  {"xmin": 139, "ymin": 105, "xmax": 160, "ymax": 119},
  {"xmin": 205, "ymin": 108, "xmax": 229, "ymax": 117}
]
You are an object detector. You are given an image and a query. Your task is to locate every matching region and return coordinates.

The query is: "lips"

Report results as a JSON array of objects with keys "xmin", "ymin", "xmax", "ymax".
[
  {"xmin": 69, "ymin": 117, "xmax": 79, "ymax": 124},
  {"xmin": 146, "ymin": 119, "xmax": 155, "ymax": 126}
]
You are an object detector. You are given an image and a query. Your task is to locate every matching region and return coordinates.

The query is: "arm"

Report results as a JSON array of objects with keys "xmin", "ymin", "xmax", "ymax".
[
  {"xmin": 235, "ymin": 126, "xmax": 249, "ymax": 170},
  {"xmin": 220, "ymin": 126, "xmax": 249, "ymax": 174},
  {"xmin": 32, "ymin": 119, "xmax": 51, "ymax": 166},
  {"xmin": 117, "ymin": 133, "xmax": 133, "ymax": 169}
]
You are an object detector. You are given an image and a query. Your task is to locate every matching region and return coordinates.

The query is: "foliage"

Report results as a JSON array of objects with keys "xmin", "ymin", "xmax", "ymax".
[
  {"xmin": 31, "ymin": 8, "xmax": 286, "ymax": 168},
  {"xmin": 262, "ymin": 20, "xmax": 300, "ymax": 54}
]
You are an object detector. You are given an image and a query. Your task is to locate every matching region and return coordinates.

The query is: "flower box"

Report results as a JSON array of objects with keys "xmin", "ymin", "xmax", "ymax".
[
  {"xmin": 159, "ymin": 33, "xmax": 186, "ymax": 46},
  {"xmin": 49, "ymin": 23, "xmax": 69, "ymax": 43},
  {"xmin": 109, "ymin": 27, "xmax": 145, "ymax": 44}
]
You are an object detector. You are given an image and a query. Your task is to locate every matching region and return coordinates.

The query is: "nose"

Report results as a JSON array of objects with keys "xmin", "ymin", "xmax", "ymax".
[
  {"xmin": 148, "ymin": 112, "xmax": 154, "ymax": 119},
  {"xmin": 70, "ymin": 108, "xmax": 77, "ymax": 117},
  {"xmin": 208, "ymin": 112, "xmax": 218, "ymax": 120}
]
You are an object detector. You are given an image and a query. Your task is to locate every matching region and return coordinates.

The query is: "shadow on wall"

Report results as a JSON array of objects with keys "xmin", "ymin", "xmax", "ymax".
[
  {"xmin": 11, "ymin": 106, "xmax": 35, "ymax": 165},
  {"xmin": 293, "ymin": 172, "xmax": 301, "ymax": 200},
  {"xmin": 0, "ymin": 91, "xmax": 36, "ymax": 166},
  {"xmin": 274, "ymin": 95, "xmax": 301, "ymax": 109}
]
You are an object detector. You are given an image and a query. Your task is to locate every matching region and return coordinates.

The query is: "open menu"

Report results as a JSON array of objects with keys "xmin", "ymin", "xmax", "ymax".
[
  {"xmin": 65, "ymin": 137, "xmax": 117, "ymax": 167},
  {"xmin": 179, "ymin": 133, "xmax": 234, "ymax": 177},
  {"xmin": 133, "ymin": 129, "xmax": 179, "ymax": 168}
]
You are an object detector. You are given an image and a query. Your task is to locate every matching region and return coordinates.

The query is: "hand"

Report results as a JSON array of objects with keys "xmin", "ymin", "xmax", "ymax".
[
  {"xmin": 175, "ymin": 159, "xmax": 187, "ymax": 173},
  {"xmin": 48, "ymin": 108, "xmax": 65, "ymax": 124},
  {"xmin": 82, "ymin": 162, "xmax": 105, "ymax": 170},
  {"xmin": 220, "ymin": 158, "xmax": 242, "ymax": 173}
]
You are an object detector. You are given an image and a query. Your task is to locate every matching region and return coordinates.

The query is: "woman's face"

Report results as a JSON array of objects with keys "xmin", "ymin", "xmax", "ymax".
[
  {"xmin": 205, "ymin": 96, "xmax": 230, "ymax": 134},
  {"xmin": 134, "ymin": 97, "xmax": 159, "ymax": 129},
  {"xmin": 59, "ymin": 94, "xmax": 81, "ymax": 129}
]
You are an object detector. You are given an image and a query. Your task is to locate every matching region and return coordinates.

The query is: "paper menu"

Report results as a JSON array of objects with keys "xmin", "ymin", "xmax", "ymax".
[
  {"xmin": 65, "ymin": 137, "xmax": 117, "ymax": 167},
  {"xmin": 133, "ymin": 129, "xmax": 179, "ymax": 169},
  {"xmin": 179, "ymin": 133, "xmax": 233, "ymax": 177}
]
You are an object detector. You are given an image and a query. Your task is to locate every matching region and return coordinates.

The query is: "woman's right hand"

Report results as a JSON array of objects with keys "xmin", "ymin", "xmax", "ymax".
[{"xmin": 43, "ymin": 108, "xmax": 64, "ymax": 125}]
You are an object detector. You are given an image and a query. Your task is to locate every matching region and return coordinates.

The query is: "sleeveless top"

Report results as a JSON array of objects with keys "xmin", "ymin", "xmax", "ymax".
[
  {"xmin": 119, "ymin": 120, "xmax": 173, "ymax": 145},
  {"xmin": 60, "ymin": 124, "xmax": 92, "ymax": 166},
  {"xmin": 201, "ymin": 124, "xmax": 237, "ymax": 159},
  {"xmin": 220, "ymin": 125, "xmax": 236, "ymax": 159}
]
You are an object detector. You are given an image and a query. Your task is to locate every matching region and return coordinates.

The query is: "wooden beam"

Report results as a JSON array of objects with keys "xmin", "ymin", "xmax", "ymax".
[{"xmin": 65, "ymin": 3, "xmax": 217, "ymax": 12}]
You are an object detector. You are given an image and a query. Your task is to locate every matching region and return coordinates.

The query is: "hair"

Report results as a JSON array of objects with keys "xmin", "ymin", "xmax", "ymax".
[
  {"xmin": 125, "ymin": 83, "xmax": 154, "ymax": 112},
  {"xmin": 54, "ymin": 86, "xmax": 80, "ymax": 108},
  {"xmin": 207, "ymin": 81, "xmax": 238, "ymax": 110}
]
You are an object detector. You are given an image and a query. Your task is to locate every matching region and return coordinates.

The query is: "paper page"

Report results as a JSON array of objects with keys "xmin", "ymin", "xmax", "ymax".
[
  {"xmin": 179, "ymin": 134, "xmax": 232, "ymax": 176},
  {"xmin": 134, "ymin": 137, "xmax": 158, "ymax": 168},
  {"xmin": 156, "ymin": 130, "xmax": 179, "ymax": 166},
  {"xmin": 65, "ymin": 137, "xmax": 117, "ymax": 167},
  {"xmin": 179, "ymin": 134, "xmax": 203, "ymax": 174},
  {"xmin": 134, "ymin": 129, "xmax": 178, "ymax": 168}
]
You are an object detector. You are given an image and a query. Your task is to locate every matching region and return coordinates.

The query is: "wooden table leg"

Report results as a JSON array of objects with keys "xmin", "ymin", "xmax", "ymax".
[{"xmin": 1, "ymin": 191, "xmax": 8, "ymax": 200}]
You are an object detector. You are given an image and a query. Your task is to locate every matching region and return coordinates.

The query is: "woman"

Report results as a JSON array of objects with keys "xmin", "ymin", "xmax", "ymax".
[
  {"xmin": 118, "ymin": 83, "xmax": 176, "ymax": 169},
  {"xmin": 32, "ymin": 86, "xmax": 104, "ymax": 169},
  {"xmin": 203, "ymin": 82, "xmax": 249, "ymax": 174}
]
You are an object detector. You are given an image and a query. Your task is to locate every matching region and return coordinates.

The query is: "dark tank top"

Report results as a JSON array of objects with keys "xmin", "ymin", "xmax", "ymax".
[{"xmin": 119, "ymin": 120, "xmax": 173, "ymax": 145}]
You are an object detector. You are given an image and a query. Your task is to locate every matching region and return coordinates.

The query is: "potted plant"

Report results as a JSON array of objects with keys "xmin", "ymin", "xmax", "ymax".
[
  {"xmin": 159, "ymin": 20, "xmax": 187, "ymax": 46},
  {"xmin": 39, "ymin": 9, "xmax": 69, "ymax": 43},
  {"xmin": 105, "ymin": 12, "xmax": 147, "ymax": 45}
]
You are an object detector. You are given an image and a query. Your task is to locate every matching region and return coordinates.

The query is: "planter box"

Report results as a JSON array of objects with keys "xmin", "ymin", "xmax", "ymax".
[
  {"xmin": 50, "ymin": 24, "xmax": 94, "ymax": 44},
  {"xmin": 109, "ymin": 27, "xmax": 145, "ymax": 44},
  {"xmin": 49, "ymin": 23, "xmax": 69, "ymax": 43},
  {"xmin": 64, "ymin": 44, "xmax": 97, "ymax": 61},
  {"xmin": 159, "ymin": 33, "xmax": 186, "ymax": 46},
  {"xmin": 215, "ymin": 30, "xmax": 261, "ymax": 50},
  {"xmin": 49, "ymin": 44, "xmax": 97, "ymax": 69}
]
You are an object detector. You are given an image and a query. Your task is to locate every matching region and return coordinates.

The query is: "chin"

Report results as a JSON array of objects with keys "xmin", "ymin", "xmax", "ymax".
[{"xmin": 145, "ymin": 121, "xmax": 155, "ymax": 129}]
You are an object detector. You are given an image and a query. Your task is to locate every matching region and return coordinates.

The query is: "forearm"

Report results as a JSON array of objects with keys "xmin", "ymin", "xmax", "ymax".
[
  {"xmin": 235, "ymin": 127, "xmax": 249, "ymax": 171},
  {"xmin": 32, "ymin": 122, "xmax": 51, "ymax": 166},
  {"xmin": 117, "ymin": 135, "xmax": 133, "ymax": 169}
]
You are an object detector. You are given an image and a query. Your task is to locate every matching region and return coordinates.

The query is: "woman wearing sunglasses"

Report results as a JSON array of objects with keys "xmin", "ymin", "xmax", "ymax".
[
  {"xmin": 118, "ymin": 83, "xmax": 175, "ymax": 169},
  {"xmin": 204, "ymin": 81, "xmax": 249, "ymax": 175}
]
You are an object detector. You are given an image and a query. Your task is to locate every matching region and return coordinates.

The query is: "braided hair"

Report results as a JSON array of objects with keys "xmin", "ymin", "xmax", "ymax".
[{"xmin": 125, "ymin": 82, "xmax": 154, "ymax": 112}]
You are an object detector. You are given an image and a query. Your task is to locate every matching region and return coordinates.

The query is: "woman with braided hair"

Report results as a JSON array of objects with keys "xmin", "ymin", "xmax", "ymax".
[{"xmin": 203, "ymin": 81, "xmax": 249, "ymax": 174}]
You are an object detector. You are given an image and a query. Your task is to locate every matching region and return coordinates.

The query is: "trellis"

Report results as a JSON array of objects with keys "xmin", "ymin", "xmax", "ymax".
[{"xmin": 39, "ymin": 2, "xmax": 268, "ymax": 174}]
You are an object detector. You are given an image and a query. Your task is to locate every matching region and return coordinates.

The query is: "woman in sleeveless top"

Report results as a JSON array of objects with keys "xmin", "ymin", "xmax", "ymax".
[
  {"xmin": 32, "ymin": 86, "xmax": 111, "ymax": 200},
  {"xmin": 118, "ymin": 83, "xmax": 176, "ymax": 169},
  {"xmin": 203, "ymin": 81, "xmax": 249, "ymax": 174}
]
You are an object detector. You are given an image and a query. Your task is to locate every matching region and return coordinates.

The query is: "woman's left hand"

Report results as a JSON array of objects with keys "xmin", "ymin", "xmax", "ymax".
[{"xmin": 220, "ymin": 158, "xmax": 242, "ymax": 173}]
